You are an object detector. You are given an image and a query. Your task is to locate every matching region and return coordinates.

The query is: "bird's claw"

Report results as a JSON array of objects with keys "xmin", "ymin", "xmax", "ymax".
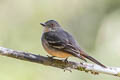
[
  {"xmin": 63, "ymin": 58, "xmax": 69, "ymax": 64},
  {"xmin": 47, "ymin": 55, "xmax": 55, "ymax": 59}
]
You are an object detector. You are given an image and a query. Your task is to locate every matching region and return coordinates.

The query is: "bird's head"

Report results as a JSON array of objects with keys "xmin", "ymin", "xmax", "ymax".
[
  {"xmin": 40, "ymin": 20, "xmax": 61, "ymax": 28},
  {"xmin": 40, "ymin": 20, "xmax": 61, "ymax": 32}
]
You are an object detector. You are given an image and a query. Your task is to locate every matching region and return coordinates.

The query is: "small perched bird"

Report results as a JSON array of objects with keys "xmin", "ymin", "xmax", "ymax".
[{"xmin": 40, "ymin": 20, "xmax": 106, "ymax": 68}]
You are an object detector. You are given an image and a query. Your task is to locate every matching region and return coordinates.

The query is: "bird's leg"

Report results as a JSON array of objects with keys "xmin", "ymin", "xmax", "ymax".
[
  {"xmin": 46, "ymin": 55, "xmax": 56, "ymax": 65},
  {"xmin": 62, "ymin": 57, "xmax": 69, "ymax": 64},
  {"xmin": 64, "ymin": 57, "xmax": 68, "ymax": 63},
  {"xmin": 63, "ymin": 57, "xmax": 72, "ymax": 72}
]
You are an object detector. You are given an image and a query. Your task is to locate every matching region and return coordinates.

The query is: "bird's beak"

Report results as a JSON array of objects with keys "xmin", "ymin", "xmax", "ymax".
[{"xmin": 40, "ymin": 23, "xmax": 46, "ymax": 27}]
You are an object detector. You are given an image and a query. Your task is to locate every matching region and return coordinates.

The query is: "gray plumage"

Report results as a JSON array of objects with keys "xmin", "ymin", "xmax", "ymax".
[{"xmin": 40, "ymin": 20, "xmax": 106, "ymax": 68}]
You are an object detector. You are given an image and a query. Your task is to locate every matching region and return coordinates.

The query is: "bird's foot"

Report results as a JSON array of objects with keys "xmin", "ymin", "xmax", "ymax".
[
  {"xmin": 63, "ymin": 57, "xmax": 69, "ymax": 64},
  {"xmin": 47, "ymin": 55, "xmax": 55, "ymax": 59}
]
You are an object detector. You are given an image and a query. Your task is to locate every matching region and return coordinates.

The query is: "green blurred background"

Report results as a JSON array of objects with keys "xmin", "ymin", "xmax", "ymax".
[{"xmin": 0, "ymin": 0, "xmax": 120, "ymax": 80}]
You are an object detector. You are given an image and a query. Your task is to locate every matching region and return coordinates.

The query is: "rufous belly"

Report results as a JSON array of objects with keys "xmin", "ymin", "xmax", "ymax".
[{"xmin": 43, "ymin": 43, "xmax": 72, "ymax": 58}]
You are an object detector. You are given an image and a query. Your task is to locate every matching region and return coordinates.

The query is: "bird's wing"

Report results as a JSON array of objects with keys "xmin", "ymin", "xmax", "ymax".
[
  {"xmin": 44, "ymin": 31, "xmax": 79, "ymax": 52},
  {"xmin": 44, "ymin": 31, "xmax": 86, "ymax": 61},
  {"xmin": 44, "ymin": 31, "xmax": 66, "ymax": 49}
]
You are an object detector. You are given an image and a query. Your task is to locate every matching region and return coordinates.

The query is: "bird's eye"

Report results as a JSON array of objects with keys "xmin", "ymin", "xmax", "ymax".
[{"xmin": 51, "ymin": 23, "xmax": 54, "ymax": 27}]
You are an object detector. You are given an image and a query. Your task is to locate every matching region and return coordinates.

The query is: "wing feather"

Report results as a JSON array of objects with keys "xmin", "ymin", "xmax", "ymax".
[{"xmin": 44, "ymin": 31, "xmax": 80, "ymax": 55}]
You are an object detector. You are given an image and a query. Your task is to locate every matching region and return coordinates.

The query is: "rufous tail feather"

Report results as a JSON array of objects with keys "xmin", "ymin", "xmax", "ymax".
[{"xmin": 80, "ymin": 51, "xmax": 106, "ymax": 68}]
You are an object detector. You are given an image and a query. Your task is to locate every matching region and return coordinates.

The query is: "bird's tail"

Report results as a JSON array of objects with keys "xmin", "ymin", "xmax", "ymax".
[{"xmin": 80, "ymin": 51, "xmax": 106, "ymax": 68}]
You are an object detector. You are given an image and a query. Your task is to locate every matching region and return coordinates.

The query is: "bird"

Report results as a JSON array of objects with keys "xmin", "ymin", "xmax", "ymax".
[{"xmin": 40, "ymin": 20, "xmax": 106, "ymax": 68}]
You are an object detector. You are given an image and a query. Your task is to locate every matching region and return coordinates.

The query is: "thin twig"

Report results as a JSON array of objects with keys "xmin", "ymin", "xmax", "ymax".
[{"xmin": 0, "ymin": 46, "xmax": 120, "ymax": 77}]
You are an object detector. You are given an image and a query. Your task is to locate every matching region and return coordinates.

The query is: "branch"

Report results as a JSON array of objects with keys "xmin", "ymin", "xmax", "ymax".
[{"xmin": 0, "ymin": 46, "xmax": 120, "ymax": 77}]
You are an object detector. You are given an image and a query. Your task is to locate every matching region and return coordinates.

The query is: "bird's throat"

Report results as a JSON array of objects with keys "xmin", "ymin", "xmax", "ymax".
[{"xmin": 44, "ymin": 27, "xmax": 56, "ymax": 32}]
